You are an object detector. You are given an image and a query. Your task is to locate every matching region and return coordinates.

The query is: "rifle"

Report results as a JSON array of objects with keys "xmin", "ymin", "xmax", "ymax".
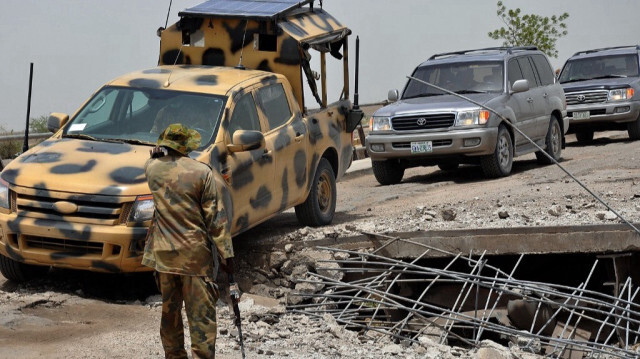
[{"xmin": 228, "ymin": 273, "xmax": 246, "ymax": 359}]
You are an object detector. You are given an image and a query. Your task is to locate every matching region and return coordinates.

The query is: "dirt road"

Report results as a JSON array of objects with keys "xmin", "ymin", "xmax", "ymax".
[{"xmin": 1, "ymin": 131, "xmax": 639, "ymax": 358}]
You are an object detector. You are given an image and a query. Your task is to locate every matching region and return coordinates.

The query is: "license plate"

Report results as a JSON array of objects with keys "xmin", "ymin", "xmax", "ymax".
[
  {"xmin": 573, "ymin": 111, "xmax": 590, "ymax": 120},
  {"xmin": 411, "ymin": 141, "xmax": 433, "ymax": 153}
]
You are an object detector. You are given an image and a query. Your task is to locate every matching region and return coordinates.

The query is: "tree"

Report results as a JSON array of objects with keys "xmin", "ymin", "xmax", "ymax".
[
  {"xmin": 488, "ymin": 1, "xmax": 569, "ymax": 58},
  {"xmin": 29, "ymin": 115, "xmax": 48, "ymax": 133}
]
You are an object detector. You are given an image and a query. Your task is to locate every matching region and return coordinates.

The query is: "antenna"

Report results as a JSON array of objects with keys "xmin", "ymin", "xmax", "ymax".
[
  {"xmin": 23, "ymin": 63, "xmax": 34, "ymax": 153},
  {"xmin": 164, "ymin": 0, "xmax": 173, "ymax": 29},
  {"xmin": 164, "ymin": 47, "xmax": 183, "ymax": 87},
  {"xmin": 236, "ymin": 20, "xmax": 248, "ymax": 69}
]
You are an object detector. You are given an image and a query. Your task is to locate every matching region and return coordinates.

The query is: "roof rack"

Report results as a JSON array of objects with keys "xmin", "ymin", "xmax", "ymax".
[
  {"xmin": 428, "ymin": 46, "xmax": 538, "ymax": 60},
  {"xmin": 572, "ymin": 45, "xmax": 640, "ymax": 57}
]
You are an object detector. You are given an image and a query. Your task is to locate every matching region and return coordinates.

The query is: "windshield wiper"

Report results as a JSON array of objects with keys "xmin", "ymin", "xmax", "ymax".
[
  {"xmin": 592, "ymin": 75, "xmax": 628, "ymax": 79},
  {"xmin": 112, "ymin": 139, "xmax": 155, "ymax": 146},
  {"xmin": 403, "ymin": 93, "xmax": 443, "ymax": 99},
  {"xmin": 455, "ymin": 90, "xmax": 488, "ymax": 94},
  {"xmin": 62, "ymin": 133, "xmax": 99, "ymax": 141}
]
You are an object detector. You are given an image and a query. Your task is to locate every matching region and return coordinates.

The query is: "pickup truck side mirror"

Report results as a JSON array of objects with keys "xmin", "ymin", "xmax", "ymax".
[
  {"xmin": 227, "ymin": 130, "xmax": 265, "ymax": 153},
  {"xmin": 47, "ymin": 113, "xmax": 69, "ymax": 133},
  {"xmin": 511, "ymin": 79, "xmax": 529, "ymax": 94},
  {"xmin": 388, "ymin": 89, "xmax": 399, "ymax": 102}
]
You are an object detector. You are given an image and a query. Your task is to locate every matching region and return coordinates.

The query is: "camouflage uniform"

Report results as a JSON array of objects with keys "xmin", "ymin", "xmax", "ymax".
[{"xmin": 142, "ymin": 124, "xmax": 234, "ymax": 359}]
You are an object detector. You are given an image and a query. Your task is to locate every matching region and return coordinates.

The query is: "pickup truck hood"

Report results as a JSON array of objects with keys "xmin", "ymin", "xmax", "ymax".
[
  {"xmin": 1, "ymin": 138, "xmax": 153, "ymax": 197},
  {"xmin": 561, "ymin": 77, "xmax": 638, "ymax": 92},
  {"xmin": 374, "ymin": 93, "xmax": 497, "ymax": 117}
]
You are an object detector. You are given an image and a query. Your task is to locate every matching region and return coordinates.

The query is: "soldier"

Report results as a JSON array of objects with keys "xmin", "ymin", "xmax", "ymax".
[{"xmin": 142, "ymin": 123, "xmax": 235, "ymax": 359}]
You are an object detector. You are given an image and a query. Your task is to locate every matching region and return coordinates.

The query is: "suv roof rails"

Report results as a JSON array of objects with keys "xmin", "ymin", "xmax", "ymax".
[
  {"xmin": 572, "ymin": 45, "xmax": 640, "ymax": 57},
  {"xmin": 429, "ymin": 46, "xmax": 538, "ymax": 60}
]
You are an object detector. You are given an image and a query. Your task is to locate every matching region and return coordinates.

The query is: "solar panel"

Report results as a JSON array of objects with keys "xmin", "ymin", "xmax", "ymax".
[{"xmin": 180, "ymin": 0, "xmax": 313, "ymax": 20}]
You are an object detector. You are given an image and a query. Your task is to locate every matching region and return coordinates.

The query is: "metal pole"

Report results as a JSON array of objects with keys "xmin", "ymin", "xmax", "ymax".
[{"xmin": 23, "ymin": 63, "xmax": 34, "ymax": 153}]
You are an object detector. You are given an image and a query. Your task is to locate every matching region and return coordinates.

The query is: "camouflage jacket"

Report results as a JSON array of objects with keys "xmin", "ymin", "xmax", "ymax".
[{"xmin": 142, "ymin": 153, "xmax": 233, "ymax": 277}]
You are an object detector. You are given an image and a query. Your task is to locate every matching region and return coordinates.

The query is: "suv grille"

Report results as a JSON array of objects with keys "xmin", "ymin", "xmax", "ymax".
[
  {"xmin": 565, "ymin": 90, "xmax": 608, "ymax": 105},
  {"xmin": 392, "ymin": 114, "xmax": 455, "ymax": 131},
  {"xmin": 15, "ymin": 192, "xmax": 128, "ymax": 225}
]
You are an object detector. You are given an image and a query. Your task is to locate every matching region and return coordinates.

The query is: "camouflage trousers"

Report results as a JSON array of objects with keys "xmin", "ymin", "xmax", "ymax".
[{"xmin": 156, "ymin": 271, "xmax": 220, "ymax": 359}]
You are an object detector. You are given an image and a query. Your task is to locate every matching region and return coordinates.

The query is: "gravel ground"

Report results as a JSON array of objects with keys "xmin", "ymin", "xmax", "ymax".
[{"xmin": 1, "ymin": 131, "xmax": 640, "ymax": 358}]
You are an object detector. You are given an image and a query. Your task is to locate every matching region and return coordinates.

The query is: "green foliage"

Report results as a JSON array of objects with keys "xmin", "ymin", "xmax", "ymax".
[
  {"xmin": 29, "ymin": 115, "xmax": 48, "ymax": 133},
  {"xmin": 488, "ymin": 1, "xmax": 569, "ymax": 58},
  {"xmin": 0, "ymin": 126, "xmax": 22, "ymax": 160}
]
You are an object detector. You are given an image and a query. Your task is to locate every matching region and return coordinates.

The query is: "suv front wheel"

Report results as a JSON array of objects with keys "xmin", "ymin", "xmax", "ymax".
[
  {"xmin": 627, "ymin": 114, "xmax": 640, "ymax": 140},
  {"xmin": 372, "ymin": 159, "xmax": 405, "ymax": 185},
  {"xmin": 536, "ymin": 115, "xmax": 562, "ymax": 164},
  {"xmin": 481, "ymin": 124, "xmax": 513, "ymax": 178}
]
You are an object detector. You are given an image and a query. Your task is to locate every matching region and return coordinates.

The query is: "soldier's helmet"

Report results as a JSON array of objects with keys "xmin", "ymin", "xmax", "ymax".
[{"xmin": 157, "ymin": 123, "xmax": 202, "ymax": 155}]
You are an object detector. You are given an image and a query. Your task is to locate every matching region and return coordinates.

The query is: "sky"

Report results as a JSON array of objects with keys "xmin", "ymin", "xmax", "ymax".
[{"xmin": 0, "ymin": 0, "xmax": 639, "ymax": 131}]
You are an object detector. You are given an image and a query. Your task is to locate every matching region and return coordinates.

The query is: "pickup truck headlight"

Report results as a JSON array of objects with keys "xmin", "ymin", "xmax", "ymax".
[
  {"xmin": 129, "ymin": 195, "xmax": 154, "ymax": 223},
  {"xmin": 608, "ymin": 88, "xmax": 634, "ymax": 101},
  {"xmin": 371, "ymin": 116, "xmax": 391, "ymax": 131},
  {"xmin": 456, "ymin": 110, "xmax": 490, "ymax": 126},
  {"xmin": 0, "ymin": 179, "xmax": 9, "ymax": 209}
]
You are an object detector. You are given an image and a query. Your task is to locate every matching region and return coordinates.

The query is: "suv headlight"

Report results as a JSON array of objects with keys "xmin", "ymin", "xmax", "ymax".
[
  {"xmin": 456, "ymin": 110, "xmax": 490, "ymax": 126},
  {"xmin": 128, "ymin": 195, "xmax": 154, "ymax": 223},
  {"xmin": 608, "ymin": 88, "xmax": 634, "ymax": 101},
  {"xmin": 0, "ymin": 179, "xmax": 10, "ymax": 209},
  {"xmin": 371, "ymin": 116, "xmax": 391, "ymax": 131}
]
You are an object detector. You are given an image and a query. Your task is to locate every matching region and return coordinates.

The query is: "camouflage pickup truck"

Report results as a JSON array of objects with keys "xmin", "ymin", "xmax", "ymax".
[{"xmin": 0, "ymin": 0, "xmax": 361, "ymax": 281}]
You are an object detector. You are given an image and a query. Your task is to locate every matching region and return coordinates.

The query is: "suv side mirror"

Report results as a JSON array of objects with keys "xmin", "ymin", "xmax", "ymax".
[
  {"xmin": 47, "ymin": 113, "xmax": 69, "ymax": 133},
  {"xmin": 511, "ymin": 79, "xmax": 530, "ymax": 94},
  {"xmin": 227, "ymin": 130, "xmax": 265, "ymax": 153},
  {"xmin": 388, "ymin": 89, "xmax": 399, "ymax": 102}
]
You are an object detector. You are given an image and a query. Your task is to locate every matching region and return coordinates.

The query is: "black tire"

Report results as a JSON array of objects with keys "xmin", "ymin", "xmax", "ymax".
[
  {"xmin": 295, "ymin": 158, "xmax": 337, "ymax": 227},
  {"xmin": 536, "ymin": 115, "xmax": 562, "ymax": 164},
  {"xmin": 481, "ymin": 124, "xmax": 513, "ymax": 178},
  {"xmin": 371, "ymin": 160, "xmax": 404, "ymax": 185},
  {"xmin": 575, "ymin": 129, "xmax": 594, "ymax": 144},
  {"xmin": 627, "ymin": 115, "xmax": 640, "ymax": 140},
  {"xmin": 437, "ymin": 162, "xmax": 459, "ymax": 171},
  {"xmin": 0, "ymin": 254, "xmax": 49, "ymax": 283}
]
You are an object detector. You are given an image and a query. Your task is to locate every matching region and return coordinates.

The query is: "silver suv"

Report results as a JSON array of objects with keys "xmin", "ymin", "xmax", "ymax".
[
  {"xmin": 366, "ymin": 46, "xmax": 567, "ymax": 185},
  {"xmin": 559, "ymin": 45, "xmax": 640, "ymax": 143}
]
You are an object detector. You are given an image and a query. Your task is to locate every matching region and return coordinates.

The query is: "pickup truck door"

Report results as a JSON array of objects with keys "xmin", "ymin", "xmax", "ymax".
[
  {"xmin": 223, "ymin": 90, "xmax": 276, "ymax": 233},
  {"xmin": 255, "ymin": 81, "xmax": 309, "ymax": 209}
]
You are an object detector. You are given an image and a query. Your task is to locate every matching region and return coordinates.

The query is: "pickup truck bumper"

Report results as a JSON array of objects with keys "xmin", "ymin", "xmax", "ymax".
[
  {"xmin": 366, "ymin": 127, "xmax": 498, "ymax": 160},
  {"xmin": 567, "ymin": 100, "xmax": 640, "ymax": 126},
  {"xmin": 0, "ymin": 215, "xmax": 149, "ymax": 273}
]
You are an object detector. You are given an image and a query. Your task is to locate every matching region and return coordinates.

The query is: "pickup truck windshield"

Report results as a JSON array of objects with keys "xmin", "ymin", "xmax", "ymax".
[
  {"xmin": 559, "ymin": 54, "xmax": 639, "ymax": 83},
  {"xmin": 63, "ymin": 86, "xmax": 226, "ymax": 148},
  {"xmin": 403, "ymin": 61, "xmax": 504, "ymax": 99}
]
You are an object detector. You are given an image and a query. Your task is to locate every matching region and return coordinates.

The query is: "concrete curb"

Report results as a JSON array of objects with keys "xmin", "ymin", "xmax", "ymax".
[{"xmin": 343, "ymin": 157, "xmax": 372, "ymax": 180}]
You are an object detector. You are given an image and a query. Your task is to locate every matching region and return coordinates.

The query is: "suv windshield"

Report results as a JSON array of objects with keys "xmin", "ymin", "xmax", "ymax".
[
  {"xmin": 559, "ymin": 54, "xmax": 639, "ymax": 83},
  {"xmin": 63, "ymin": 86, "xmax": 226, "ymax": 148},
  {"xmin": 403, "ymin": 61, "xmax": 504, "ymax": 99}
]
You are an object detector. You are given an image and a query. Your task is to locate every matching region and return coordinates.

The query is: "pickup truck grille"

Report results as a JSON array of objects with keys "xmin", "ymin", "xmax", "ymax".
[
  {"xmin": 392, "ymin": 114, "xmax": 455, "ymax": 131},
  {"xmin": 15, "ymin": 192, "xmax": 130, "ymax": 225},
  {"xmin": 565, "ymin": 90, "xmax": 608, "ymax": 105}
]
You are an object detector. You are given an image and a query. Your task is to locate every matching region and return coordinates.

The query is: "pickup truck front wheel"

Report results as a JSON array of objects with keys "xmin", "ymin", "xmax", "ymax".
[
  {"xmin": 0, "ymin": 254, "xmax": 49, "ymax": 283},
  {"xmin": 481, "ymin": 124, "xmax": 513, "ymax": 178},
  {"xmin": 295, "ymin": 158, "xmax": 336, "ymax": 227},
  {"xmin": 372, "ymin": 160, "xmax": 404, "ymax": 185}
]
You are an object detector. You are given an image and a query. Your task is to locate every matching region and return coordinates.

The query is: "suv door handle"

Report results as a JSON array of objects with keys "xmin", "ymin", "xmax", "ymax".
[
  {"xmin": 542, "ymin": 93, "xmax": 548, "ymax": 98},
  {"xmin": 295, "ymin": 132, "xmax": 304, "ymax": 142},
  {"xmin": 527, "ymin": 97, "xmax": 534, "ymax": 103},
  {"xmin": 262, "ymin": 149, "xmax": 272, "ymax": 159}
]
